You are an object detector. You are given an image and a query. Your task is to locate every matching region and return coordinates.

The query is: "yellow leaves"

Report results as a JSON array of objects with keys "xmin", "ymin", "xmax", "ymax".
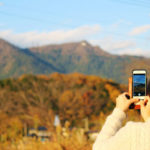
[
  {"xmin": 59, "ymin": 90, "xmax": 73, "ymax": 104},
  {"xmin": 0, "ymin": 113, "xmax": 22, "ymax": 131},
  {"xmin": 0, "ymin": 114, "xmax": 23, "ymax": 142},
  {"xmin": 49, "ymin": 73, "xmax": 64, "ymax": 81},
  {"xmin": 76, "ymin": 76, "xmax": 87, "ymax": 86},
  {"xmin": 64, "ymin": 121, "xmax": 70, "ymax": 129},
  {"xmin": 105, "ymin": 83, "xmax": 121, "ymax": 102},
  {"xmin": 33, "ymin": 114, "xmax": 41, "ymax": 129},
  {"xmin": 87, "ymin": 75, "xmax": 101, "ymax": 86},
  {"xmin": 18, "ymin": 74, "xmax": 27, "ymax": 81},
  {"xmin": 9, "ymin": 117, "xmax": 23, "ymax": 130},
  {"xmin": 37, "ymin": 74, "xmax": 50, "ymax": 80},
  {"xmin": 56, "ymin": 125, "xmax": 62, "ymax": 136},
  {"xmin": 59, "ymin": 91, "xmax": 84, "ymax": 122},
  {"xmin": 0, "ymin": 72, "xmax": 127, "ymax": 144}
]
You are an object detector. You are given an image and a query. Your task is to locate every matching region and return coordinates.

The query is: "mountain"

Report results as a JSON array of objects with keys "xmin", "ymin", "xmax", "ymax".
[
  {"xmin": 30, "ymin": 41, "xmax": 150, "ymax": 83},
  {"xmin": 30, "ymin": 41, "xmax": 111, "ymax": 57},
  {"xmin": 0, "ymin": 39, "xmax": 62, "ymax": 79},
  {"xmin": 0, "ymin": 38, "xmax": 150, "ymax": 83},
  {"xmin": 30, "ymin": 41, "xmax": 113, "ymax": 75}
]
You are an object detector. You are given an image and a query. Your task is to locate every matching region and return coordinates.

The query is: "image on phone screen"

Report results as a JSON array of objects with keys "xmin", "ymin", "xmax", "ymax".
[{"xmin": 133, "ymin": 74, "xmax": 146, "ymax": 96}]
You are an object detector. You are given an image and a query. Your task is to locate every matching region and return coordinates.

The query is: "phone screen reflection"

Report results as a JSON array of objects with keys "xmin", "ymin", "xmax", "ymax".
[{"xmin": 133, "ymin": 74, "xmax": 146, "ymax": 96}]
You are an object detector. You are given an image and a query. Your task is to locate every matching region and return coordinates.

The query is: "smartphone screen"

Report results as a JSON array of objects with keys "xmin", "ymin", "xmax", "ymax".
[{"xmin": 133, "ymin": 74, "xmax": 146, "ymax": 97}]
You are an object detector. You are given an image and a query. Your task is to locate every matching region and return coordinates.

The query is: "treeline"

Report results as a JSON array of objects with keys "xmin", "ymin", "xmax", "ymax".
[{"xmin": 0, "ymin": 73, "xmax": 126, "ymax": 141}]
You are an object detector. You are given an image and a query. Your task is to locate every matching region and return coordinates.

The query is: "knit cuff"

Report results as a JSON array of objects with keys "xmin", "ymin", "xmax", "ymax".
[{"xmin": 111, "ymin": 107, "xmax": 126, "ymax": 121}]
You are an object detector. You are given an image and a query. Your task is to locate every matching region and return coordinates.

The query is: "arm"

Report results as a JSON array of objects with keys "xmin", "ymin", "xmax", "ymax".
[
  {"xmin": 93, "ymin": 108, "xmax": 126, "ymax": 150},
  {"xmin": 93, "ymin": 92, "xmax": 139, "ymax": 150},
  {"xmin": 95, "ymin": 108, "xmax": 126, "ymax": 142}
]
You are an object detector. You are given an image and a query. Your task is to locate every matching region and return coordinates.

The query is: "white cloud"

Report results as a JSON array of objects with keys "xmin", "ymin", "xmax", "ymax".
[
  {"xmin": 90, "ymin": 37, "xmax": 150, "ymax": 57},
  {"xmin": 129, "ymin": 25, "xmax": 150, "ymax": 36},
  {"xmin": 116, "ymin": 48, "xmax": 150, "ymax": 57},
  {"xmin": 0, "ymin": 25, "xmax": 149, "ymax": 57},
  {"xmin": 0, "ymin": 25, "xmax": 101, "ymax": 47},
  {"xmin": 108, "ymin": 41, "xmax": 135, "ymax": 50},
  {"xmin": 111, "ymin": 19, "xmax": 132, "ymax": 29},
  {"xmin": 90, "ymin": 37, "xmax": 136, "ymax": 53}
]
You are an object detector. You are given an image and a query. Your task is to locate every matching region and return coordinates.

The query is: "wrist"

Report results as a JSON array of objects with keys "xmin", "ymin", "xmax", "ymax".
[
  {"xmin": 112, "ymin": 107, "xmax": 126, "ymax": 121},
  {"xmin": 115, "ymin": 106, "xmax": 126, "ymax": 113}
]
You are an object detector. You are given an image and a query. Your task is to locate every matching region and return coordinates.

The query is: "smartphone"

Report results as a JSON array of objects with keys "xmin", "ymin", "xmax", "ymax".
[{"xmin": 132, "ymin": 69, "xmax": 147, "ymax": 108}]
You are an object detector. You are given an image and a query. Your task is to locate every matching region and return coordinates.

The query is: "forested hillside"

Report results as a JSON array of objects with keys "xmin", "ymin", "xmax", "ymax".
[
  {"xmin": 0, "ymin": 73, "xmax": 125, "ymax": 132},
  {"xmin": 0, "ymin": 73, "xmax": 143, "ymax": 150}
]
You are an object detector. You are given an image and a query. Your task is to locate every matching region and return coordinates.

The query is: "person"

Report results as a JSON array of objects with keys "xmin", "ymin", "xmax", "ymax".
[{"xmin": 93, "ymin": 92, "xmax": 150, "ymax": 150}]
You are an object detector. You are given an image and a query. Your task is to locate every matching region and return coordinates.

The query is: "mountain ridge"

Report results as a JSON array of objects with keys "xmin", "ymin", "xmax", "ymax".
[
  {"xmin": 0, "ymin": 39, "xmax": 62, "ymax": 79},
  {"xmin": 0, "ymin": 38, "xmax": 150, "ymax": 83},
  {"xmin": 30, "ymin": 40, "xmax": 111, "ymax": 57}
]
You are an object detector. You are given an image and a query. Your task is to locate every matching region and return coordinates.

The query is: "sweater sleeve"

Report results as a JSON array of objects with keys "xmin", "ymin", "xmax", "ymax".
[{"xmin": 93, "ymin": 107, "xmax": 129, "ymax": 150}]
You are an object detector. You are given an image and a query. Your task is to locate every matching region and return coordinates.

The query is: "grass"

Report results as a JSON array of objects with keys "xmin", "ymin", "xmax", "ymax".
[{"xmin": 0, "ymin": 128, "xmax": 93, "ymax": 150}]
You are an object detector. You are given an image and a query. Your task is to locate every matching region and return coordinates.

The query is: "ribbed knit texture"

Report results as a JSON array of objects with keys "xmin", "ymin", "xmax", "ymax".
[{"xmin": 93, "ymin": 108, "xmax": 150, "ymax": 150}]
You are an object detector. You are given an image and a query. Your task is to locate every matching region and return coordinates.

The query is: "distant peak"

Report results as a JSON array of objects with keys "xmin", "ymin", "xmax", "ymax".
[{"xmin": 80, "ymin": 41, "xmax": 87, "ymax": 46}]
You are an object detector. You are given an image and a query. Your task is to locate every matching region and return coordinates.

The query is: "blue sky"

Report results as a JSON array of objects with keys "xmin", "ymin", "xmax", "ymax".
[
  {"xmin": 133, "ymin": 74, "xmax": 146, "ymax": 84},
  {"xmin": 0, "ymin": 0, "xmax": 150, "ymax": 56}
]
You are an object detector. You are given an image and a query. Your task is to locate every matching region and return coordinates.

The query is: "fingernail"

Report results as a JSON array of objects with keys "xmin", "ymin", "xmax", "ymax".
[{"xmin": 144, "ymin": 99, "xmax": 148, "ymax": 106}]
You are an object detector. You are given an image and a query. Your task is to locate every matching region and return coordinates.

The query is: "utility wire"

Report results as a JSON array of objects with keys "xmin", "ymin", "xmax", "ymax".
[
  {"xmin": 136, "ymin": 0, "xmax": 150, "ymax": 4},
  {"xmin": 0, "ymin": 10, "xmax": 78, "ymax": 28},
  {"xmin": 0, "ymin": 10, "xmax": 149, "ymax": 41},
  {"xmin": 112, "ymin": 0, "xmax": 150, "ymax": 6},
  {"xmin": 0, "ymin": 3, "xmax": 116, "ymax": 25},
  {"xmin": 128, "ymin": 0, "xmax": 150, "ymax": 5},
  {"xmin": 0, "ymin": 1, "xmax": 149, "ymax": 42},
  {"xmin": 1, "ymin": 1, "xmax": 149, "ymax": 26},
  {"xmin": 1, "ymin": 3, "xmax": 58, "ymax": 18},
  {"xmin": 110, "ymin": 0, "xmax": 150, "ymax": 8}
]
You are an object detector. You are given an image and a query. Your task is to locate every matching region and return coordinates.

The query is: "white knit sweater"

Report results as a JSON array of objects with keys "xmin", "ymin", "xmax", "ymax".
[{"xmin": 93, "ymin": 108, "xmax": 150, "ymax": 150}]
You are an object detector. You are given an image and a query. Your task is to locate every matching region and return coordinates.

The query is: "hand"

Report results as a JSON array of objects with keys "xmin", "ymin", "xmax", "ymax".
[
  {"xmin": 116, "ymin": 92, "xmax": 139, "ymax": 112},
  {"xmin": 140, "ymin": 96, "xmax": 150, "ymax": 122}
]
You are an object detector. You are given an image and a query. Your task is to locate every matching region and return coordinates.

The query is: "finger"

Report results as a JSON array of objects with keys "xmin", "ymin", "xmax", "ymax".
[
  {"xmin": 140, "ymin": 100, "xmax": 145, "ymax": 108},
  {"xmin": 144, "ymin": 96, "xmax": 150, "ymax": 105},
  {"xmin": 117, "ymin": 93, "xmax": 127, "ymax": 100},
  {"xmin": 125, "ymin": 94, "xmax": 130, "ymax": 99},
  {"xmin": 144, "ymin": 96, "xmax": 149, "ymax": 100},
  {"xmin": 143, "ymin": 97, "xmax": 148, "ymax": 105},
  {"xmin": 122, "ymin": 92, "xmax": 130, "ymax": 99},
  {"xmin": 129, "ymin": 98, "xmax": 139, "ymax": 104},
  {"xmin": 144, "ymin": 100, "xmax": 148, "ymax": 106},
  {"xmin": 123, "ymin": 92, "xmax": 129, "ymax": 96}
]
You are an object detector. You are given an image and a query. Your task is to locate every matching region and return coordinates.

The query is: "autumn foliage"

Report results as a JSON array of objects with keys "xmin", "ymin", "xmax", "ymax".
[{"xmin": 0, "ymin": 72, "xmax": 131, "ymax": 149}]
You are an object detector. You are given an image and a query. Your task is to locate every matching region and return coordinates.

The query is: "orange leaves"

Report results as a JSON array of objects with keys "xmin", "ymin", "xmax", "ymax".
[
  {"xmin": 82, "ymin": 91, "xmax": 92, "ymax": 100},
  {"xmin": 58, "ymin": 91, "xmax": 85, "ymax": 124},
  {"xmin": 37, "ymin": 74, "xmax": 50, "ymax": 80},
  {"xmin": 0, "ymin": 113, "xmax": 23, "ymax": 142},
  {"xmin": 0, "ymin": 72, "xmax": 126, "ymax": 140},
  {"xmin": 59, "ymin": 90, "xmax": 73, "ymax": 104},
  {"xmin": 105, "ymin": 83, "xmax": 121, "ymax": 103}
]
